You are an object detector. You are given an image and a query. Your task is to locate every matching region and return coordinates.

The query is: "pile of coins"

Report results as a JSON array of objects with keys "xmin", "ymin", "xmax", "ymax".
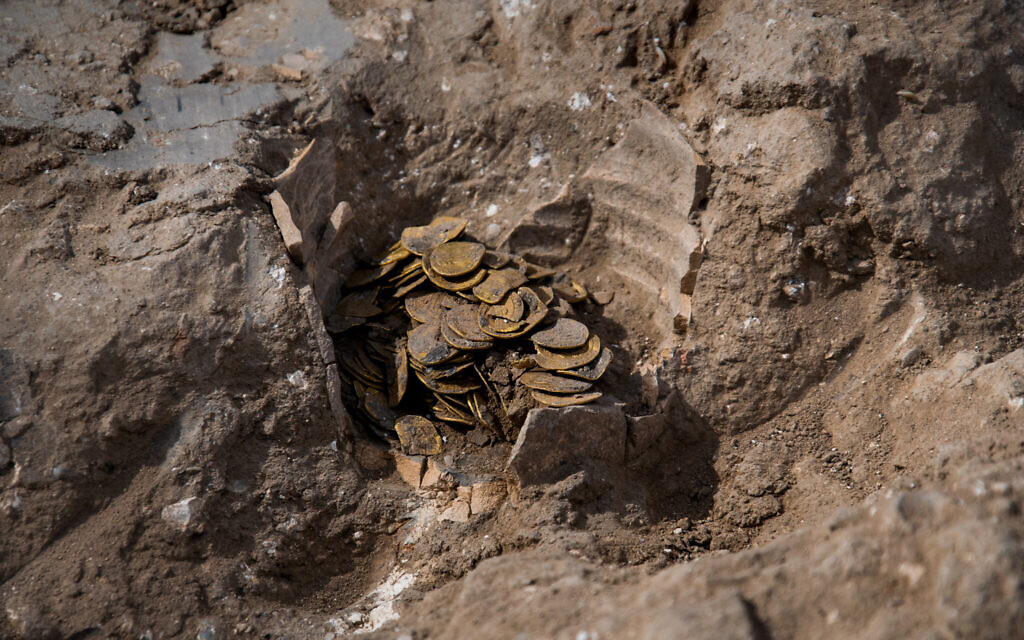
[{"xmin": 327, "ymin": 216, "xmax": 612, "ymax": 456}]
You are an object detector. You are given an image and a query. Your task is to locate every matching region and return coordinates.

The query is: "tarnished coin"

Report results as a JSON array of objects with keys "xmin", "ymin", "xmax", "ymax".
[
  {"xmin": 400, "ymin": 216, "xmax": 467, "ymax": 255},
  {"xmin": 441, "ymin": 321, "xmax": 493, "ymax": 351},
  {"xmin": 394, "ymin": 415, "xmax": 442, "ymax": 456},
  {"xmin": 414, "ymin": 370, "xmax": 481, "ymax": 394},
  {"xmin": 552, "ymin": 279, "xmax": 588, "ymax": 303},
  {"xmin": 334, "ymin": 288, "xmax": 381, "ymax": 318},
  {"xmin": 487, "ymin": 286, "xmax": 547, "ymax": 338},
  {"xmin": 534, "ymin": 285, "xmax": 555, "ymax": 305},
  {"xmin": 447, "ymin": 305, "xmax": 495, "ymax": 342},
  {"xmin": 422, "ymin": 359, "xmax": 474, "ymax": 380},
  {"xmin": 520, "ymin": 371, "xmax": 593, "ymax": 393},
  {"xmin": 478, "ymin": 311, "xmax": 525, "ymax": 338},
  {"xmin": 429, "ymin": 241, "xmax": 486, "ymax": 277},
  {"xmin": 345, "ymin": 261, "xmax": 398, "ymax": 288},
  {"xmin": 405, "ymin": 291, "xmax": 455, "ymax": 324},
  {"xmin": 325, "ymin": 314, "xmax": 366, "ymax": 334},
  {"xmin": 525, "ymin": 262, "xmax": 555, "ymax": 280},
  {"xmin": 363, "ymin": 387, "xmax": 400, "ymax": 424},
  {"xmin": 481, "ymin": 250, "xmax": 512, "ymax": 269},
  {"xmin": 530, "ymin": 389, "xmax": 602, "ymax": 407},
  {"xmin": 472, "ymin": 268, "xmax": 528, "ymax": 304},
  {"xmin": 533, "ymin": 334, "xmax": 602, "ymax": 370},
  {"xmin": 589, "ymin": 289, "xmax": 615, "ymax": 305},
  {"xmin": 560, "ymin": 347, "xmax": 613, "ymax": 381},
  {"xmin": 394, "ymin": 274, "xmax": 428, "ymax": 297},
  {"xmin": 531, "ymin": 318, "xmax": 590, "ymax": 350},
  {"xmin": 487, "ymin": 291, "xmax": 525, "ymax": 322},
  {"xmin": 407, "ymin": 322, "xmax": 459, "ymax": 365},
  {"xmin": 388, "ymin": 343, "xmax": 408, "ymax": 407},
  {"xmin": 433, "ymin": 402, "xmax": 476, "ymax": 426}
]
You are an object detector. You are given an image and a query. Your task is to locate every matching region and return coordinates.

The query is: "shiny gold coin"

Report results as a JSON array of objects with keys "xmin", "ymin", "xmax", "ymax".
[
  {"xmin": 531, "ymin": 318, "xmax": 590, "ymax": 350},
  {"xmin": 394, "ymin": 415, "xmax": 442, "ymax": 456},
  {"xmin": 405, "ymin": 291, "xmax": 454, "ymax": 324},
  {"xmin": 487, "ymin": 292, "xmax": 525, "ymax": 322},
  {"xmin": 413, "ymin": 370, "xmax": 481, "ymax": 394},
  {"xmin": 472, "ymin": 268, "xmax": 528, "ymax": 304},
  {"xmin": 421, "ymin": 250, "xmax": 487, "ymax": 292},
  {"xmin": 441, "ymin": 321, "xmax": 493, "ymax": 351},
  {"xmin": 429, "ymin": 241, "xmax": 486, "ymax": 277},
  {"xmin": 530, "ymin": 389, "xmax": 602, "ymax": 407},
  {"xmin": 407, "ymin": 322, "xmax": 459, "ymax": 366},
  {"xmin": 533, "ymin": 334, "xmax": 602, "ymax": 370},
  {"xmin": 559, "ymin": 347, "xmax": 613, "ymax": 381},
  {"xmin": 447, "ymin": 305, "xmax": 495, "ymax": 342},
  {"xmin": 520, "ymin": 371, "xmax": 593, "ymax": 393},
  {"xmin": 345, "ymin": 261, "xmax": 398, "ymax": 288},
  {"xmin": 334, "ymin": 288, "xmax": 381, "ymax": 318},
  {"xmin": 400, "ymin": 216, "xmax": 467, "ymax": 255}
]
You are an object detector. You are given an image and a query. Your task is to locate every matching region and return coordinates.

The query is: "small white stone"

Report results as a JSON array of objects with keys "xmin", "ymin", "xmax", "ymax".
[
  {"xmin": 287, "ymin": 370, "xmax": 308, "ymax": 387},
  {"xmin": 161, "ymin": 496, "xmax": 198, "ymax": 527},
  {"xmin": 485, "ymin": 204, "xmax": 499, "ymax": 217},
  {"xmin": 567, "ymin": 92, "xmax": 591, "ymax": 111}
]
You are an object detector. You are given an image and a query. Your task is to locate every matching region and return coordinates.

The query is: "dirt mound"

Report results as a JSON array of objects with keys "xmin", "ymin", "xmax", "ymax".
[{"xmin": 2, "ymin": 0, "xmax": 1023, "ymax": 638}]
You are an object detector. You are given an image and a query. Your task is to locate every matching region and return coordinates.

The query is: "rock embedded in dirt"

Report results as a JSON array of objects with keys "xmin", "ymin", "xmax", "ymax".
[{"xmin": 507, "ymin": 405, "xmax": 626, "ymax": 487}]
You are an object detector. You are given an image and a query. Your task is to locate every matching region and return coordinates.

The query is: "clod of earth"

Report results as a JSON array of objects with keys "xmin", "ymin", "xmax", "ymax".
[{"xmin": 328, "ymin": 217, "xmax": 612, "ymax": 454}]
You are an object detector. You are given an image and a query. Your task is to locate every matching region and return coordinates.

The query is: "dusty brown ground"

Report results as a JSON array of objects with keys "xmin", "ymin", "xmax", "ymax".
[{"xmin": 2, "ymin": 0, "xmax": 1024, "ymax": 638}]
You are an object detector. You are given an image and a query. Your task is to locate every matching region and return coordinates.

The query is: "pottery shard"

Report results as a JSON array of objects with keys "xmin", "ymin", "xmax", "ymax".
[
  {"xmin": 269, "ymin": 190, "xmax": 306, "ymax": 262},
  {"xmin": 271, "ymin": 138, "xmax": 339, "ymax": 264},
  {"xmin": 506, "ymin": 405, "xmax": 626, "ymax": 486}
]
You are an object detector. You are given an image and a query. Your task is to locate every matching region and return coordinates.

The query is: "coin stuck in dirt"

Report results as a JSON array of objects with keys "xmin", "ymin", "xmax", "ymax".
[
  {"xmin": 400, "ymin": 216, "xmax": 467, "ymax": 255},
  {"xmin": 530, "ymin": 389, "xmax": 603, "ymax": 407},
  {"xmin": 407, "ymin": 322, "xmax": 459, "ymax": 365},
  {"xmin": 559, "ymin": 346, "xmax": 613, "ymax": 381},
  {"xmin": 394, "ymin": 415, "xmax": 442, "ymax": 456}
]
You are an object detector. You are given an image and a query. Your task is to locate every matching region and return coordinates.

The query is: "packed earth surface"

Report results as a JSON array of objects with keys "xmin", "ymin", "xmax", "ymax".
[{"xmin": 2, "ymin": 0, "xmax": 1024, "ymax": 638}]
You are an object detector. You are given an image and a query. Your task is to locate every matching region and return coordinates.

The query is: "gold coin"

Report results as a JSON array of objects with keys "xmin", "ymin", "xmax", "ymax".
[
  {"xmin": 325, "ymin": 314, "xmax": 366, "ymax": 334},
  {"xmin": 388, "ymin": 257, "xmax": 425, "ymax": 283},
  {"xmin": 531, "ymin": 318, "xmax": 590, "ymax": 350},
  {"xmin": 363, "ymin": 387, "xmax": 400, "ymax": 424},
  {"xmin": 472, "ymin": 268, "xmax": 528, "ymax": 304},
  {"xmin": 534, "ymin": 285, "xmax": 555, "ymax": 305},
  {"xmin": 481, "ymin": 250, "xmax": 512, "ymax": 268},
  {"xmin": 441, "ymin": 321, "xmax": 493, "ymax": 351},
  {"xmin": 553, "ymin": 279, "xmax": 588, "ymax": 303},
  {"xmin": 421, "ymin": 248, "xmax": 487, "ymax": 291},
  {"xmin": 429, "ymin": 241, "xmax": 486, "ymax": 277},
  {"xmin": 525, "ymin": 262, "xmax": 555, "ymax": 280},
  {"xmin": 421, "ymin": 359, "xmax": 474, "ymax": 380},
  {"xmin": 486, "ymin": 286, "xmax": 547, "ymax": 339},
  {"xmin": 487, "ymin": 291, "xmax": 524, "ymax": 322},
  {"xmin": 400, "ymin": 216, "xmax": 467, "ymax": 255},
  {"xmin": 405, "ymin": 291, "xmax": 454, "ymax": 324},
  {"xmin": 559, "ymin": 347, "xmax": 613, "ymax": 381},
  {"xmin": 394, "ymin": 415, "xmax": 442, "ymax": 456},
  {"xmin": 334, "ymin": 288, "xmax": 381, "ymax": 318},
  {"xmin": 447, "ymin": 305, "xmax": 495, "ymax": 342},
  {"xmin": 413, "ymin": 370, "xmax": 481, "ymax": 394},
  {"xmin": 373, "ymin": 243, "xmax": 412, "ymax": 265},
  {"xmin": 344, "ymin": 261, "xmax": 398, "ymax": 288},
  {"xmin": 394, "ymin": 274, "xmax": 428, "ymax": 297},
  {"xmin": 530, "ymin": 389, "xmax": 602, "ymax": 407},
  {"xmin": 433, "ymin": 402, "xmax": 476, "ymax": 426},
  {"xmin": 519, "ymin": 371, "xmax": 593, "ymax": 393},
  {"xmin": 477, "ymin": 311, "xmax": 526, "ymax": 338},
  {"xmin": 388, "ymin": 344, "xmax": 408, "ymax": 407},
  {"xmin": 533, "ymin": 334, "xmax": 601, "ymax": 370},
  {"xmin": 407, "ymin": 322, "xmax": 459, "ymax": 365}
]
